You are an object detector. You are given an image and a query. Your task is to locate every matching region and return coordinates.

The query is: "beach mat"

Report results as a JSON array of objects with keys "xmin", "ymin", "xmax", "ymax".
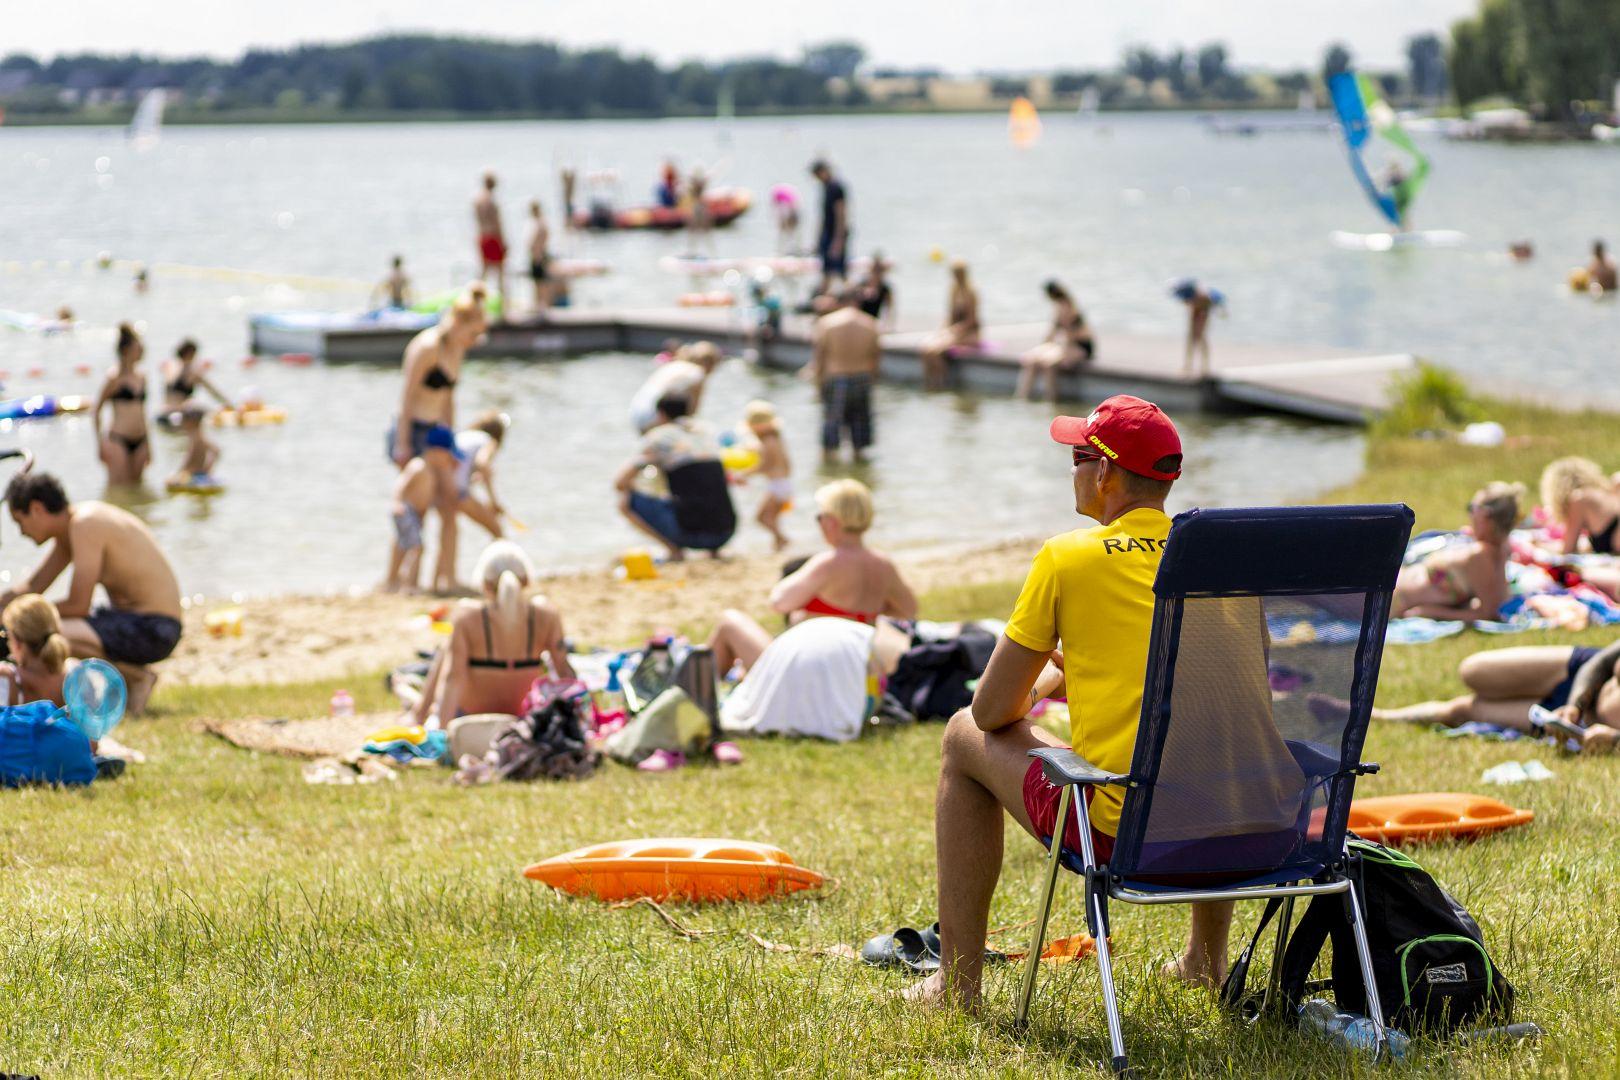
[{"xmin": 203, "ymin": 711, "xmax": 388, "ymax": 758}]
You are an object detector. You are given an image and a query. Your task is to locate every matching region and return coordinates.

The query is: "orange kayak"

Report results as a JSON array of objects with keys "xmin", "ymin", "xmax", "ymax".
[
  {"xmin": 523, "ymin": 837, "xmax": 824, "ymax": 902},
  {"xmin": 1346, "ymin": 792, "xmax": 1533, "ymax": 845}
]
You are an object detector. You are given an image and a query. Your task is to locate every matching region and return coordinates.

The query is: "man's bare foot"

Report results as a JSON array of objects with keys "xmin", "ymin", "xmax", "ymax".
[
  {"xmin": 1161, "ymin": 954, "xmax": 1225, "ymax": 991},
  {"xmin": 900, "ymin": 970, "xmax": 979, "ymax": 1013},
  {"xmin": 117, "ymin": 663, "xmax": 158, "ymax": 716}
]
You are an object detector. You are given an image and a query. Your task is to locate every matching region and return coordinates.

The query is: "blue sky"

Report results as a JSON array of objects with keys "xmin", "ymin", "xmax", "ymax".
[{"xmin": 12, "ymin": 1, "xmax": 1479, "ymax": 70}]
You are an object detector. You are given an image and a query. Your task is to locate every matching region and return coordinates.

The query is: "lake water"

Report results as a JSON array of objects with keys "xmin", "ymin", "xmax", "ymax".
[{"xmin": 2, "ymin": 111, "xmax": 1614, "ymax": 595}]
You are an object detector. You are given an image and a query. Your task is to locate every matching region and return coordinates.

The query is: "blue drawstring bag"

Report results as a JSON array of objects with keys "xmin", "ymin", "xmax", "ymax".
[{"xmin": 0, "ymin": 700, "xmax": 96, "ymax": 787}]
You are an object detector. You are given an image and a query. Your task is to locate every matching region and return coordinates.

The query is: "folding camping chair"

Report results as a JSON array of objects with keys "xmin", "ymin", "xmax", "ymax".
[{"xmin": 1012, "ymin": 504, "xmax": 1413, "ymax": 1075}]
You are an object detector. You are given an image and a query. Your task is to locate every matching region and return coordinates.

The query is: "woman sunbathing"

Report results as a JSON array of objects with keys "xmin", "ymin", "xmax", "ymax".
[
  {"xmin": 705, "ymin": 479, "xmax": 917, "ymax": 677},
  {"xmin": 410, "ymin": 541, "xmax": 573, "ymax": 727},
  {"xmin": 1373, "ymin": 640, "xmax": 1620, "ymax": 753},
  {"xmin": 1390, "ymin": 482, "xmax": 1522, "ymax": 622},
  {"xmin": 1541, "ymin": 457, "xmax": 1620, "ymax": 555}
]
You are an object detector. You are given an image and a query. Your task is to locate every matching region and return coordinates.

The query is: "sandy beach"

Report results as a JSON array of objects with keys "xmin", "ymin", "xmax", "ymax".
[{"xmin": 163, "ymin": 535, "xmax": 1041, "ymax": 687}]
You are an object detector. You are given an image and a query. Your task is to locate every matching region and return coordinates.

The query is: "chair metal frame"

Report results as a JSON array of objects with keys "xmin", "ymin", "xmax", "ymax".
[{"xmin": 1009, "ymin": 504, "xmax": 1413, "ymax": 1076}]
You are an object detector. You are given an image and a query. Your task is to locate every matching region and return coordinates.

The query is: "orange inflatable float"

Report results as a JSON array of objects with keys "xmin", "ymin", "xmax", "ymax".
[
  {"xmin": 1346, "ymin": 792, "xmax": 1533, "ymax": 845},
  {"xmin": 523, "ymin": 837, "xmax": 824, "ymax": 902}
]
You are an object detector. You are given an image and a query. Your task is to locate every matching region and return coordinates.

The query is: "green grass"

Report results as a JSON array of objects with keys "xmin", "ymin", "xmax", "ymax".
[{"xmin": 3, "ymin": 397, "xmax": 1619, "ymax": 1076}]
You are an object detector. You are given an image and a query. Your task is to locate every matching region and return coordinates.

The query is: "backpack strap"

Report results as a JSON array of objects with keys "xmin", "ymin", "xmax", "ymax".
[{"xmin": 1220, "ymin": 896, "xmax": 1285, "ymax": 1017}]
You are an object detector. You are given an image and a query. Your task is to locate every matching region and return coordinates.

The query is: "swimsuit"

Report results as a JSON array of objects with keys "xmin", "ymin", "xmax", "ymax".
[
  {"xmin": 765, "ymin": 477, "xmax": 794, "ymax": 501},
  {"xmin": 422, "ymin": 365, "xmax": 456, "ymax": 391},
  {"xmin": 1423, "ymin": 557, "xmax": 1473, "ymax": 606},
  {"xmin": 166, "ymin": 373, "xmax": 197, "ymax": 400},
  {"xmin": 108, "ymin": 381, "xmax": 148, "ymax": 452},
  {"xmin": 1539, "ymin": 646, "xmax": 1602, "ymax": 712},
  {"xmin": 392, "ymin": 505, "xmax": 424, "ymax": 551},
  {"xmin": 86, "ymin": 607, "xmax": 182, "ymax": 666},
  {"xmin": 479, "ymin": 234, "xmax": 507, "ymax": 265},
  {"xmin": 802, "ymin": 596, "xmax": 877, "ymax": 625},
  {"xmin": 110, "ymin": 433, "xmax": 148, "ymax": 454},
  {"xmin": 110, "ymin": 384, "xmax": 146, "ymax": 402},
  {"xmin": 1590, "ymin": 516, "xmax": 1619, "ymax": 556},
  {"xmin": 467, "ymin": 605, "xmax": 547, "ymax": 671}
]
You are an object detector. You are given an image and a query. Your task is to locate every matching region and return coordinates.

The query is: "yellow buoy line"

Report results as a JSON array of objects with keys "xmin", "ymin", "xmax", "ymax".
[{"xmin": 0, "ymin": 257, "xmax": 370, "ymax": 293}]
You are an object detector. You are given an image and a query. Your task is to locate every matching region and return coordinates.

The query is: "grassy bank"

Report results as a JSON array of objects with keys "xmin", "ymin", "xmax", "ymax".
[{"xmin": 2, "ymin": 395, "xmax": 1618, "ymax": 1076}]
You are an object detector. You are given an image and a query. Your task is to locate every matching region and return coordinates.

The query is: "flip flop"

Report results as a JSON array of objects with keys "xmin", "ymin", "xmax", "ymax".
[
  {"xmin": 711, "ymin": 740, "xmax": 744, "ymax": 765},
  {"xmin": 859, "ymin": 927, "xmax": 938, "ymax": 974},
  {"xmin": 920, "ymin": 922, "xmax": 1008, "ymax": 966},
  {"xmin": 636, "ymin": 749, "xmax": 687, "ymax": 773}
]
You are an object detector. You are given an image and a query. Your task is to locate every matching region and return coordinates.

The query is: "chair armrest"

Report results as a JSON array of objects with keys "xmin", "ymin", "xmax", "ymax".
[{"xmin": 1028, "ymin": 746, "xmax": 1132, "ymax": 789}]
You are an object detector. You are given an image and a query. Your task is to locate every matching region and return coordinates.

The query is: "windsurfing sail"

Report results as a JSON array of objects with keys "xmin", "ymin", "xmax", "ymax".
[
  {"xmin": 1078, "ymin": 85, "xmax": 1100, "ymax": 117},
  {"xmin": 128, "ymin": 88, "xmax": 166, "ymax": 148},
  {"xmin": 1008, "ymin": 96, "xmax": 1041, "ymax": 148},
  {"xmin": 1328, "ymin": 72, "xmax": 1429, "ymax": 228}
]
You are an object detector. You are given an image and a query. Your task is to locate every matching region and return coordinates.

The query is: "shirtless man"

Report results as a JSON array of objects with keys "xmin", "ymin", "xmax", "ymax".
[
  {"xmin": 473, "ymin": 172, "xmax": 507, "ymax": 311},
  {"xmin": 2, "ymin": 471, "xmax": 182, "ymax": 714},
  {"xmin": 1587, "ymin": 240, "xmax": 1618, "ymax": 294},
  {"xmin": 803, "ymin": 289, "xmax": 882, "ymax": 464},
  {"xmin": 372, "ymin": 255, "xmax": 412, "ymax": 310}
]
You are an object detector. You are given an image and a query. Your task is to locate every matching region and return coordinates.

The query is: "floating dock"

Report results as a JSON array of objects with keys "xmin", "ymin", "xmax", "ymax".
[{"xmin": 248, "ymin": 307, "xmax": 1414, "ymax": 425}]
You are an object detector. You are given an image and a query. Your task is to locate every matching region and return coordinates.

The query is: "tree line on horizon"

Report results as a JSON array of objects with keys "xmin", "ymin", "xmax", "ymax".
[
  {"xmin": 0, "ymin": 25, "xmax": 1600, "ymax": 124},
  {"xmin": 1449, "ymin": 0, "xmax": 1620, "ymax": 120}
]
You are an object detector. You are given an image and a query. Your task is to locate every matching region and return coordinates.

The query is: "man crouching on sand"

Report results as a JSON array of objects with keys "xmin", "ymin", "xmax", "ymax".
[
  {"xmin": 906, "ymin": 395, "xmax": 1236, "ymax": 1011},
  {"xmin": 2, "ymin": 470, "xmax": 183, "ymax": 714}
]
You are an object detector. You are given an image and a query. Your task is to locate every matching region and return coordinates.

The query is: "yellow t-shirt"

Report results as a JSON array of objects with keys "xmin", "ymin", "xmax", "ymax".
[{"xmin": 1004, "ymin": 507, "xmax": 1171, "ymax": 836}]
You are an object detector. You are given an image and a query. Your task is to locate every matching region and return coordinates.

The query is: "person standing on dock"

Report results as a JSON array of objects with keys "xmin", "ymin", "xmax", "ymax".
[
  {"xmin": 810, "ymin": 159, "xmax": 850, "ymax": 296},
  {"xmin": 1174, "ymin": 279, "xmax": 1222, "ymax": 379},
  {"xmin": 473, "ymin": 172, "xmax": 508, "ymax": 313},
  {"xmin": 372, "ymin": 255, "xmax": 412, "ymax": 310},
  {"xmin": 804, "ymin": 289, "xmax": 881, "ymax": 465},
  {"xmin": 526, "ymin": 202, "xmax": 552, "ymax": 312}
]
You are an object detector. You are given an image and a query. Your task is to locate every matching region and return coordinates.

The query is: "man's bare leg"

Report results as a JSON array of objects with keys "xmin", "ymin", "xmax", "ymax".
[
  {"xmin": 1161, "ymin": 901, "xmax": 1235, "ymax": 988},
  {"xmin": 59, "ymin": 616, "xmax": 157, "ymax": 714},
  {"xmin": 907, "ymin": 709, "xmax": 1062, "ymax": 1010}
]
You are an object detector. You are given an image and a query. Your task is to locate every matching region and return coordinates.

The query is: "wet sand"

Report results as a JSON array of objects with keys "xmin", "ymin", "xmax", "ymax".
[{"xmin": 163, "ymin": 536, "xmax": 1041, "ymax": 688}]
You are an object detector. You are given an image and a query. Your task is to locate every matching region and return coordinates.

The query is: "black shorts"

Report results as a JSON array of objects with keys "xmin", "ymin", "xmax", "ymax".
[
  {"xmin": 1539, "ymin": 646, "xmax": 1601, "ymax": 711},
  {"xmin": 530, "ymin": 260, "xmax": 549, "ymax": 282},
  {"xmin": 87, "ymin": 607, "xmax": 182, "ymax": 666},
  {"xmin": 818, "ymin": 237, "xmax": 848, "ymax": 277}
]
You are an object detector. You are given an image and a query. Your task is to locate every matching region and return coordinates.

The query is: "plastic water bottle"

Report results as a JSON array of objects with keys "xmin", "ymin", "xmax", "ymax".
[
  {"xmin": 1297, "ymin": 1000, "xmax": 1410, "ymax": 1061},
  {"xmin": 330, "ymin": 689, "xmax": 355, "ymax": 717}
]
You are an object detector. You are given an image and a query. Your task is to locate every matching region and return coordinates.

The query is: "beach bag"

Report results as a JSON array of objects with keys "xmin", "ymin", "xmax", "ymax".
[
  {"xmin": 886, "ymin": 624, "xmax": 996, "ymax": 722},
  {"xmin": 0, "ymin": 701, "xmax": 96, "ymax": 788},
  {"xmin": 1223, "ymin": 838, "xmax": 1515, "ymax": 1033},
  {"xmin": 492, "ymin": 694, "xmax": 599, "ymax": 782},
  {"xmin": 603, "ymin": 686, "xmax": 712, "ymax": 765}
]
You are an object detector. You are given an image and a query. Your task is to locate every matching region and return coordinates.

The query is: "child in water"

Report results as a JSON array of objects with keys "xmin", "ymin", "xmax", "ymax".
[
  {"xmin": 743, "ymin": 400, "xmax": 792, "ymax": 551},
  {"xmin": 167, "ymin": 404, "xmax": 220, "ymax": 489},
  {"xmin": 386, "ymin": 425, "xmax": 463, "ymax": 593}
]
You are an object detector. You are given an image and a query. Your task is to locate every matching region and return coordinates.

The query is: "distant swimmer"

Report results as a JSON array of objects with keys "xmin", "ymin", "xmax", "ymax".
[
  {"xmin": 685, "ymin": 170, "xmax": 714, "ymax": 256},
  {"xmin": 657, "ymin": 160, "xmax": 680, "ymax": 209},
  {"xmin": 1588, "ymin": 240, "xmax": 1618, "ymax": 294},
  {"xmin": 95, "ymin": 323, "xmax": 151, "ymax": 485},
  {"xmin": 1508, "ymin": 241, "xmax": 1535, "ymax": 262},
  {"xmin": 372, "ymin": 255, "xmax": 413, "ymax": 310},
  {"xmin": 526, "ymin": 201, "xmax": 552, "ymax": 312},
  {"xmin": 473, "ymin": 172, "xmax": 507, "ymax": 312},
  {"xmin": 160, "ymin": 338, "xmax": 234, "ymax": 421},
  {"xmin": 166, "ymin": 404, "xmax": 220, "ymax": 491},
  {"xmin": 133, "ymin": 264, "xmax": 149, "ymax": 294}
]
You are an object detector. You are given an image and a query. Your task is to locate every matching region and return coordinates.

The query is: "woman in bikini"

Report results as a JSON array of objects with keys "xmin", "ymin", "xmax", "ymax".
[
  {"xmin": 94, "ymin": 323, "xmax": 151, "ymax": 485},
  {"xmin": 159, "ymin": 338, "xmax": 234, "ymax": 425},
  {"xmin": 389, "ymin": 283, "xmax": 487, "ymax": 468},
  {"xmin": 918, "ymin": 260, "xmax": 981, "ymax": 390},
  {"xmin": 1538, "ymin": 457, "xmax": 1620, "ymax": 597},
  {"xmin": 410, "ymin": 541, "xmax": 574, "ymax": 727},
  {"xmin": 1390, "ymin": 482, "xmax": 1522, "ymax": 621},
  {"xmin": 705, "ymin": 479, "xmax": 917, "ymax": 676},
  {"xmin": 1016, "ymin": 280, "xmax": 1094, "ymax": 401}
]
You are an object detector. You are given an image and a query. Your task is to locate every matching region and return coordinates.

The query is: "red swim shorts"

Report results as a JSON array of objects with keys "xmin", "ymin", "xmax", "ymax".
[
  {"xmin": 479, "ymin": 234, "xmax": 507, "ymax": 265},
  {"xmin": 1023, "ymin": 759, "xmax": 1115, "ymax": 864}
]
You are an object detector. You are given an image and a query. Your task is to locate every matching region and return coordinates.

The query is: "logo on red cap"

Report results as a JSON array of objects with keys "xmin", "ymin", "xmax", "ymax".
[{"xmin": 1049, "ymin": 395, "xmax": 1182, "ymax": 481}]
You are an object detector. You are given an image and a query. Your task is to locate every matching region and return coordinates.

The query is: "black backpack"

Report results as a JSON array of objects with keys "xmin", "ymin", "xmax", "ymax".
[{"xmin": 1223, "ymin": 838, "xmax": 1515, "ymax": 1034}]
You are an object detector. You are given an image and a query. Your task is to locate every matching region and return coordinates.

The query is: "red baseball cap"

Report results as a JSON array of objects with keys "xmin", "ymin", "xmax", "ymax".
[{"xmin": 1050, "ymin": 395, "xmax": 1183, "ymax": 481}]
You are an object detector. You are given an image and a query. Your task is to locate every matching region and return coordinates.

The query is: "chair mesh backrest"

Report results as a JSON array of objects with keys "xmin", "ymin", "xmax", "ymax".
[{"xmin": 1111, "ymin": 505, "xmax": 1413, "ymax": 880}]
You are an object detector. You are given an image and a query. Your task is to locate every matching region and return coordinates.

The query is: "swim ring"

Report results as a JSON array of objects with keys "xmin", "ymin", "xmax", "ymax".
[{"xmin": 523, "ymin": 837, "xmax": 825, "ymax": 902}]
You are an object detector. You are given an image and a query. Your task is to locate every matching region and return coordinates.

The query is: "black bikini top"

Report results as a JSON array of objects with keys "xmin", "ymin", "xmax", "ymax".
[
  {"xmin": 467, "ymin": 605, "xmax": 547, "ymax": 671},
  {"xmin": 422, "ymin": 365, "xmax": 456, "ymax": 391},
  {"xmin": 110, "ymin": 383, "xmax": 146, "ymax": 403},
  {"xmin": 167, "ymin": 373, "xmax": 197, "ymax": 398}
]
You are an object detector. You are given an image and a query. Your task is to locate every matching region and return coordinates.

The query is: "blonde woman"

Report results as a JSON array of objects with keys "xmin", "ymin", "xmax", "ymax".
[
  {"xmin": 917, "ymin": 260, "xmax": 980, "ymax": 390},
  {"xmin": 420, "ymin": 541, "xmax": 573, "ymax": 726},
  {"xmin": 1541, "ymin": 457, "xmax": 1620, "ymax": 555},
  {"xmin": 389, "ymin": 284, "xmax": 487, "ymax": 468},
  {"xmin": 1392, "ymin": 482, "xmax": 1523, "ymax": 621},
  {"xmin": 94, "ymin": 323, "xmax": 150, "ymax": 484},
  {"xmin": 0, "ymin": 593, "xmax": 75, "ymax": 707},
  {"xmin": 705, "ymin": 479, "xmax": 917, "ymax": 676}
]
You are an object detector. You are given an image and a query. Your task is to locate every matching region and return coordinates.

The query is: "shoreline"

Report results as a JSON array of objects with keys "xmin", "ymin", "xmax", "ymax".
[{"xmin": 162, "ymin": 533, "xmax": 1044, "ymax": 688}]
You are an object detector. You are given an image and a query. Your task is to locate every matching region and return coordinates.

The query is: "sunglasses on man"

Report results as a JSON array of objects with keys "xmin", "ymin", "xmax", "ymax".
[{"xmin": 1071, "ymin": 446, "xmax": 1104, "ymax": 467}]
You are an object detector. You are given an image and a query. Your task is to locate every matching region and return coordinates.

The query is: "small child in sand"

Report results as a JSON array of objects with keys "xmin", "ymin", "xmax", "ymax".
[
  {"xmin": 167, "ymin": 404, "xmax": 219, "ymax": 488},
  {"xmin": 743, "ymin": 400, "xmax": 792, "ymax": 551},
  {"xmin": 386, "ymin": 425, "xmax": 462, "ymax": 593},
  {"xmin": 456, "ymin": 410, "xmax": 510, "ymax": 539}
]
